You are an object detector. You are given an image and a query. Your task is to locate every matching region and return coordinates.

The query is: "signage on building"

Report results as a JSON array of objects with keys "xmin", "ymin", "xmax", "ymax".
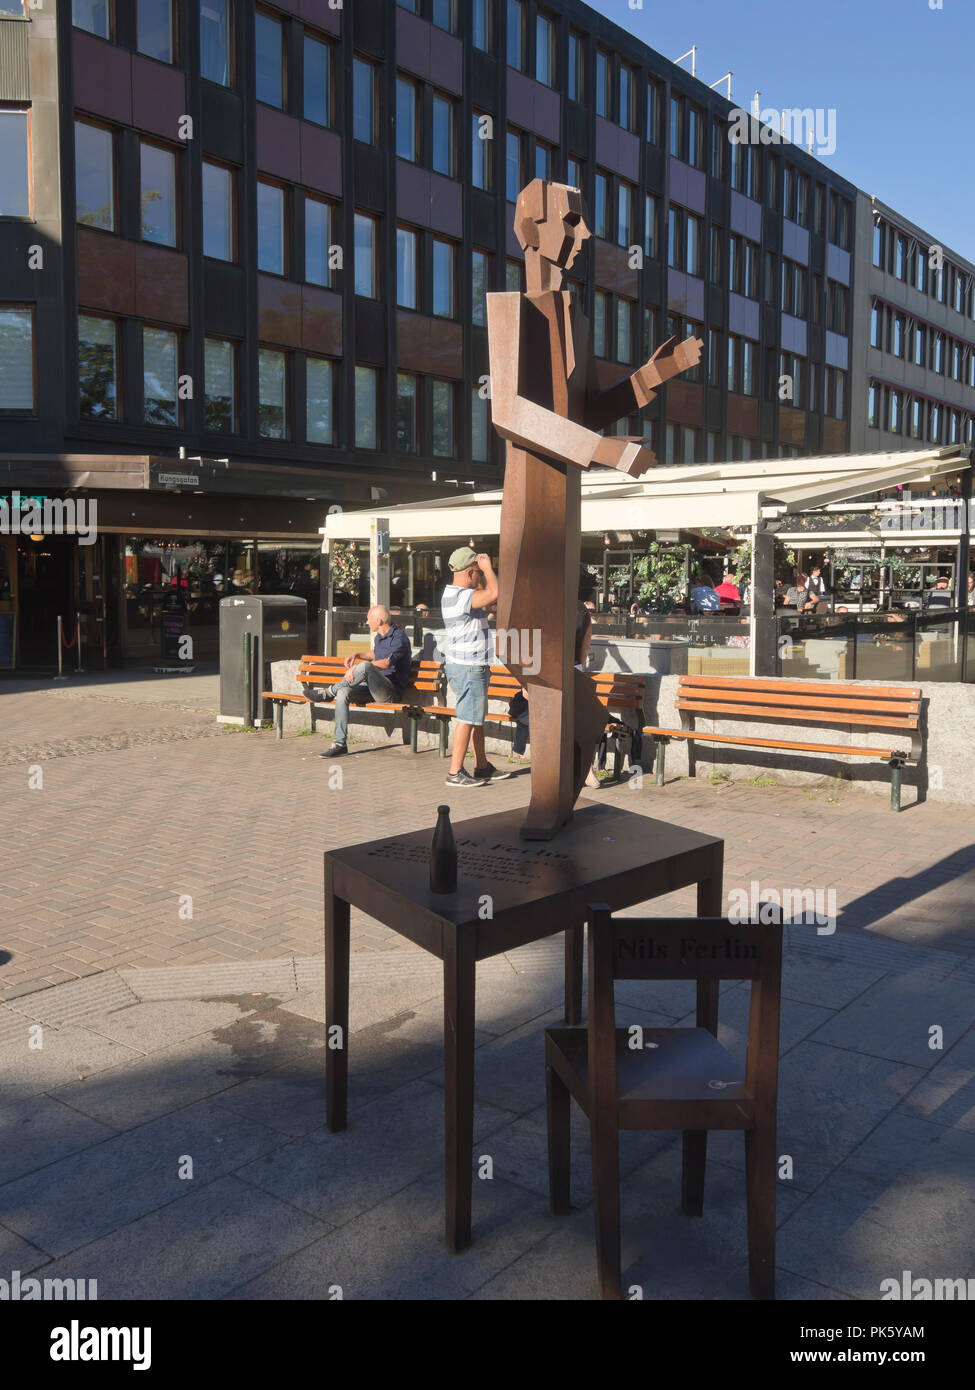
[{"xmin": 156, "ymin": 473, "xmax": 201, "ymax": 489}]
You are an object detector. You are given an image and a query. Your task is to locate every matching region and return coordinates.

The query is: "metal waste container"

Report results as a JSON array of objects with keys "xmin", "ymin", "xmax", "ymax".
[{"xmin": 219, "ymin": 595, "xmax": 308, "ymax": 724}]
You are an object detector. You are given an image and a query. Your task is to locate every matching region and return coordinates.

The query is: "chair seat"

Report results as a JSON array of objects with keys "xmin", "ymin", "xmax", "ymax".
[{"xmin": 546, "ymin": 1025, "xmax": 752, "ymax": 1120}]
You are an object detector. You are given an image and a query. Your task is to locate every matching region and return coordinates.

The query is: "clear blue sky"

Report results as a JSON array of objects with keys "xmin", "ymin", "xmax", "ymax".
[{"xmin": 596, "ymin": 0, "xmax": 975, "ymax": 262}]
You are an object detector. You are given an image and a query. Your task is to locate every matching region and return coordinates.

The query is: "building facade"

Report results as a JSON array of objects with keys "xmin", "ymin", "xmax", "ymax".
[{"xmin": 0, "ymin": 0, "xmax": 967, "ymax": 666}]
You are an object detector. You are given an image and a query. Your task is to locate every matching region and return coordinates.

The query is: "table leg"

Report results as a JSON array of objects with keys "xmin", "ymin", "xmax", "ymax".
[
  {"xmin": 564, "ymin": 923, "xmax": 583, "ymax": 1025},
  {"xmin": 443, "ymin": 928, "xmax": 476, "ymax": 1253},
  {"xmin": 324, "ymin": 865, "xmax": 350, "ymax": 1133},
  {"xmin": 682, "ymin": 844, "xmax": 726, "ymax": 1217}
]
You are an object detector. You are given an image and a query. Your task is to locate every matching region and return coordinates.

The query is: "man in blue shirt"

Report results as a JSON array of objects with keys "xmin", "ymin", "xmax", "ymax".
[{"xmin": 319, "ymin": 604, "xmax": 412, "ymax": 758}]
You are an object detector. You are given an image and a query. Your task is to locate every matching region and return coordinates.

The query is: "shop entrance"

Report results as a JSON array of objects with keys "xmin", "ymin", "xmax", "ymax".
[{"xmin": 16, "ymin": 534, "xmax": 75, "ymax": 667}]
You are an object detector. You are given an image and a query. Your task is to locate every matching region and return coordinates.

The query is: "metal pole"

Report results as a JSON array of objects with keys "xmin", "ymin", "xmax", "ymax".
[
  {"xmin": 242, "ymin": 631, "xmax": 251, "ymax": 723},
  {"xmin": 56, "ymin": 615, "xmax": 63, "ymax": 678},
  {"xmin": 75, "ymin": 611, "xmax": 85, "ymax": 673}
]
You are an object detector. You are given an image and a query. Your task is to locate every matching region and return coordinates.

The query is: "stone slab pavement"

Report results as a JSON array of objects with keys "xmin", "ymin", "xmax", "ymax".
[{"xmin": 0, "ymin": 677, "xmax": 973, "ymax": 1299}]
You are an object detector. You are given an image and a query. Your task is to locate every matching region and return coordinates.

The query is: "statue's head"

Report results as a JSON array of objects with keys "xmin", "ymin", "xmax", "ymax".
[{"xmin": 514, "ymin": 179, "xmax": 590, "ymax": 274}]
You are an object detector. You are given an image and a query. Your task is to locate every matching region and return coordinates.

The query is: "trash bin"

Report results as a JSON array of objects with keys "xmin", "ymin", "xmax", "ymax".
[{"xmin": 219, "ymin": 595, "xmax": 308, "ymax": 724}]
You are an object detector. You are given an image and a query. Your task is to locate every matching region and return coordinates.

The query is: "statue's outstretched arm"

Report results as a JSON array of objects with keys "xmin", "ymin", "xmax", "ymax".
[
  {"xmin": 487, "ymin": 293, "xmax": 655, "ymax": 477},
  {"xmin": 585, "ymin": 335, "xmax": 704, "ymax": 432}
]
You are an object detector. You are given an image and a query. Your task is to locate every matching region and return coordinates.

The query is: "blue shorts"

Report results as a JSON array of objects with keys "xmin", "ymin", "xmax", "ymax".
[{"xmin": 446, "ymin": 662, "xmax": 490, "ymax": 726}]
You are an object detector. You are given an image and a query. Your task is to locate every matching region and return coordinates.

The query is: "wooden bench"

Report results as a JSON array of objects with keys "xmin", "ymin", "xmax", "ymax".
[
  {"xmin": 262, "ymin": 655, "xmax": 444, "ymax": 751},
  {"xmin": 643, "ymin": 675, "xmax": 922, "ymax": 811},
  {"xmin": 433, "ymin": 666, "xmax": 647, "ymax": 777}
]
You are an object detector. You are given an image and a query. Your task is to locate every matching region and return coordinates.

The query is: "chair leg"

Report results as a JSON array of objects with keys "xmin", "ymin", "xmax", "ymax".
[
  {"xmin": 681, "ymin": 1131, "xmax": 708, "ymax": 1216},
  {"xmin": 591, "ymin": 1117, "xmax": 622, "ymax": 1300},
  {"xmin": 744, "ymin": 1126, "xmax": 776, "ymax": 1299},
  {"xmin": 545, "ymin": 1064, "xmax": 571, "ymax": 1215},
  {"xmin": 564, "ymin": 923, "xmax": 583, "ymax": 1025}
]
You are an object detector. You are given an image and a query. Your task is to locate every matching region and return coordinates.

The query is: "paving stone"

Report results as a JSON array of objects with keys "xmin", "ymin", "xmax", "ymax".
[
  {"xmin": 807, "ymin": 969, "xmax": 975, "ymax": 1067},
  {"xmin": 897, "ymin": 1027, "xmax": 975, "ymax": 1132},
  {"xmin": 777, "ymin": 1113, "xmax": 975, "ymax": 1297},
  {"xmin": 236, "ymin": 1079, "xmax": 516, "ymax": 1228},
  {"xmin": 676, "ymin": 990, "xmax": 837, "ymax": 1061},
  {"xmin": 35, "ymin": 1176, "xmax": 330, "ymax": 1300},
  {"xmin": 0, "ymin": 1026, "xmax": 141, "ymax": 1111},
  {"xmin": 120, "ymin": 959, "xmax": 300, "ymax": 1001},
  {"xmin": 71, "ymin": 998, "xmax": 253, "ymax": 1054},
  {"xmin": 228, "ymin": 1170, "xmax": 561, "ymax": 1301},
  {"xmin": 0, "ymin": 1100, "xmax": 284, "ymax": 1259},
  {"xmin": 45, "ymin": 1006, "xmax": 324, "ymax": 1131},
  {"xmin": 0, "ymin": 1221, "xmax": 51, "ymax": 1276},
  {"xmin": 779, "ymin": 952, "xmax": 888, "ymax": 1010},
  {"xmin": 703, "ymin": 1041, "xmax": 925, "ymax": 1191},
  {"xmin": 0, "ymin": 1093, "xmax": 117, "ymax": 1186}
]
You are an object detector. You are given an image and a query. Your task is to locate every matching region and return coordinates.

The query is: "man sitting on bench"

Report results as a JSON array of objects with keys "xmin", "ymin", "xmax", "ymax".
[{"xmin": 319, "ymin": 605, "xmax": 412, "ymax": 759}]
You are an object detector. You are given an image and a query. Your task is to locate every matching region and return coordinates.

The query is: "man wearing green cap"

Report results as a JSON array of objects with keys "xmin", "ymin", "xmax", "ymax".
[{"xmin": 441, "ymin": 547, "xmax": 509, "ymax": 788}]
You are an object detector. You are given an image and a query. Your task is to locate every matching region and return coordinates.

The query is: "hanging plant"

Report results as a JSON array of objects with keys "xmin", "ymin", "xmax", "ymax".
[{"xmin": 331, "ymin": 543, "xmax": 362, "ymax": 594}]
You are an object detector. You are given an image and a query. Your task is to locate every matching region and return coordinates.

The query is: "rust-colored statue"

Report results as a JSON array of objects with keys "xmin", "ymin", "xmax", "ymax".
[{"xmin": 488, "ymin": 179, "xmax": 703, "ymax": 839}]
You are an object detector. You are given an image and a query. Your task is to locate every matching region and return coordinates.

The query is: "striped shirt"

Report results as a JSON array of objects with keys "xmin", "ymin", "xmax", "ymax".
[{"xmin": 441, "ymin": 584, "xmax": 493, "ymax": 666}]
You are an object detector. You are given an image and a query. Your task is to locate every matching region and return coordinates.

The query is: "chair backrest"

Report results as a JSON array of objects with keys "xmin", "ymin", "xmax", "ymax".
[
  {"xmin": 586, "ymin": 905, "xmax": 783, "ymax": 1115},
  {"xmin": 675, "ymin": 675, "xmax": 920, "ymax": 733}
]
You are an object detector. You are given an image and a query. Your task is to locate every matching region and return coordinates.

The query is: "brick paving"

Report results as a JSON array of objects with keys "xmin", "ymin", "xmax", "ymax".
[{"xmin": 2, "ymin": 678, "xmax": 974, "ymax": 1000}]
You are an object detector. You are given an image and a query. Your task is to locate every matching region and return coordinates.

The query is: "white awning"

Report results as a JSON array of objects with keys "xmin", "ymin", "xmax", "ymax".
[{"xmin": 321, "ymin": 446, "xmax": 972, "ymax": 546}]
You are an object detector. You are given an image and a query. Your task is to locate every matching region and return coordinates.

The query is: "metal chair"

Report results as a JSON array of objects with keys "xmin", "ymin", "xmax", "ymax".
[{"xmin": 544, "ymin": 906, "xmax": 783, "ymax": 1299}]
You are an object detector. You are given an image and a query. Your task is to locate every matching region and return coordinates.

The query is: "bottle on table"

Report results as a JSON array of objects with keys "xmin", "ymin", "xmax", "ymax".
[{"xmin": 430, "ymin": 804, "xmax": 458, "ymax": 894}]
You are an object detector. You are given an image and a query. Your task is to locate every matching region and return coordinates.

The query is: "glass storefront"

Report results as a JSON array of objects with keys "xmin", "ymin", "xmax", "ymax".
[{"xmin": 122, "ymin": 538, "xmax": 321, "ymax": 662}]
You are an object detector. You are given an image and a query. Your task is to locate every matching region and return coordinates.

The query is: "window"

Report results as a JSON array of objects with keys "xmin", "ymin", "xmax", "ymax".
[
  {"xmin": 304, "ymin": 36, "xmax": 331, "ymax": 127},
  {"xmin": 0, "ymin": 111, "xmax": 30, "ymax": 217},
  {"xmin": 647, "ymin": 80, "xmax": 663, "ymax": 144},
  {"xmin": 596, "ymin": 50, "xmax": 610, "ymax": 119},
  {"xmin": 914, "ymin": 245, "xmax": 926, "ymax": 293},
  {"xmin": 892, "ymin": 313, "xmax": 905, "ymax": 358},
  {"xmin": 78, "ymin": 314, "xmax": 117, "ymax": 419},
  {"xmin": 730, "ymin": 140, "xmax": 757, "ymax": 199},
  {"xmin": 506, "ymin": 0, "xmax": 524, "ymax": 70},
  {"xmin": 505, "ymin": 128, "xmax": 522, "ymax": 202},
  {"xmin": 73, "ymin": 0, "xmax": 110, "ymax": 38},
  {"xmin": 432, "ymin": 238, "xmax": 455, "ymax": 318},
  {"xmin": 138, "ymin": 0, "xmax": 174, "ymax": 63},
  {"xmin": 617, "ymin": 181, "xmax": 633, "ymax": 249},
  {"xmin": 568, "ymin": 30, "xmax": 584, "ymax": 102},
  {"xmin": 567, "ymin": 156, "xmax": 583, "ymax": 190},
  {"xmin": 396, "ymin": 225, "xmax": 418, "ymax": 309},
  {"xmin": 0, "ymin": 308, "xmax": 33, "ymax": 412},
  {"xmin": 202, "ymin": 161, "xmax": 234, "ymax": 260},
  {"xmin": 595, "ymin": 171, "xmax": 609, "ymax": 239},
  {"xmin": 870, "ymin": 303, "xmax": 881, "ymax": 348},
  {"xmin": 432, "ymin": 0, "xmax": 455, "ymax": 31},
  {"xmin": 895, "ymin": 234, "xmax": 908, "ymax": 281},
  {"xmin": 619, "ymin": 63, "xmax": 635, "ymax": 132},
  {"xmin": 781, "ymin": 259, "xmax": 806, "ymax": 317},
  {"xmin": 75, "ymin": 121, "xmax": 114, "ymax": 230},
  {"xmin": 201, "ymin": 0, "xmax": 232, "ymax": 86},
  {"xmin": 257, "ymin": 181, "xmax": 285, "ymax": 275},
  {"xmin": 645, "ymin": 193, "xmax": 658, "ymax": 260},
  {"xmin": 826, "ymin": 366, "xmax": 846, "ymax": 421},
  {"xmin": 687, "ymin": 105, "xmax": 704, "ymax": 169},
  {"xmin": 669, "ymin": 95, "xmax": 682, "ymax": 158},
  {"xmin": 395, "ymin": 372, "xmax": 416, "ymax": 450},
  {"xmin": 433, "ymin": 379, "xmax": 454, "ymax": 457},
  {"xmin": 472, "ymin": 112, "xmax": 492, "ymax": 190},
  {"xmin": 432, "ymin": 94, "xmax": 454, "ymax": 177},
  {"xmin": 256, "ymin": 11, "xmax": 284, "ymax": 107},
  {"xmin": 536, "ymin": 12, "xmax": 555, "ymax": 87},
  {"xmin": 643, "ymin": 307, "xmax": 655, "ymax": 360},
  {"xmin": 306, "ymin": 357, "xmax": 334, "ymax": 445},
  {"xmin": 779, "ymin": 351, "xmax": 804, "ymax": 408},
  {"xmin": 828, "ymin": 281, "xmax": 849, "ymax": 335},
  {"xmin": 140, "ymin": 142, "xmax": 177, "ymax": 247},
  {"xmin": 686, "ymin": 213, "xmax": 702, "ymax": 277},
  {"xmin": 204, "ymin": 338, "xmax": 235, "ymax": 432},
  {"xmin": 593, "ymin": 290, "xmax": 607, "ymax": 356},
  {"xmin": 742, "ymin": 339, "xmax": 756, "ymax": 397},
  {"xmin": 472, "ymin": 0, "xmax": 491, "ymax": 52},
  {"xmin": 711, "ymin": 117, "xmax": 726, "ymax": 180},
  {"xmin": 933, "ymin": 332, "xmax": 945, "ymax": 374},
  {"xmin": 730, "ymin": 235, "xmax": 759, "ymax": 298},
  {"xmin": 353, "ymin": 57, "xmax": 378, "ymax": 144},
  {"xmin": 867, "ymin": 384, "xmax": 879, "ymax": 429},
  {"xmin": 396, "ymin": 78, "xmax": 418, "ymax": 162},
  {"xmin": 890, "ymin": 389, "xmax": 903, "ymax": 435},
  {"xmin": 913, "ymin": 323, "xmax": 926, "ymax": 367},
  {"xmin": 305, "ymin": 197, "xmax": 332, "ymax": 287},
  {"xmin": 472, "ymin": 249, "xmax": 490, "ymax": 327},
  {"xmin": 669, "ymin": 208, "xmax": 704, "ymax": 276},
  {"xmin": 872, "ymin": 221, "xmax": 884, "ymax": 269},
  {"xmin": 355, "ymin": 365, "xmax": 377, "ymax": 448},
  {"xmin": 472, "ymin": 386, "xmax": 490, "ymax": 461},
  {"xmin": 355, "ymin": 212, "xmax": 377, "ymax": 298},
  {"xmin": 258, "ymin": 348, "xmax": 287, "ymax": 439},
  {"xmin": 506, "ymin": 259, "xmax": 523, "ymax": 292},
  {"xmin": 535, "ymin": 141, "xmax": 552, "ymax": 182},
  {"xmin": 616, "ymin": 298, "xmax": 633, "ymax": 364},
  {"xmin": 829, "ymin": 194, "xmax": 851, "ymax": 250},
  {"xmin": 143, "ymin": 326, "xmax": 178, "ymax": 427}
]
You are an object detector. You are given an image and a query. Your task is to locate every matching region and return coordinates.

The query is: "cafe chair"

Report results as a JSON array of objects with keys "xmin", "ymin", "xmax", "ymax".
[{"xmin": 544, "ymin": 906, "xmax": 783, "ymax": 1300}]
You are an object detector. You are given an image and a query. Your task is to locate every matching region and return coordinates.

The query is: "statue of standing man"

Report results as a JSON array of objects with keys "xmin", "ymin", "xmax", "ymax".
[{"xmin": 487, "ymin": 179, "xmax": 703, "ymax": 839}]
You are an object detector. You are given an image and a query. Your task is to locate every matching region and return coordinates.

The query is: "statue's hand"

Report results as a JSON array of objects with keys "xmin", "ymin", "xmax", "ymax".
[
  {"xmin": 592, "ymin": 436, "xmax": 657, "ymax": 478},
  {"xmin": 632, "ymin": 335, "xmax": 705, "ymax": 403}
]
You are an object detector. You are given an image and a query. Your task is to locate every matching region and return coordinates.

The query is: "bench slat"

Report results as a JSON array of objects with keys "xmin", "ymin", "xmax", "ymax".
[
  {"xmin": 676, "ymin": 688, "xmax": 920, "ymax": 717},
  {"xmin": 675, "ymin": 699, "xmax": 918, "ymax": 731},
  {"xmin": 679, "ymin": 675, "xmax": 921, "ymax": 702},
  {"xmin": 643, "ymin": 727, "xmax": 904, "ymax": 759}
]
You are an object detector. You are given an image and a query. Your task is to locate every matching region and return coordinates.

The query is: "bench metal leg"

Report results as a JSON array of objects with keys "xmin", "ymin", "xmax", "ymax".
[
  {"xmin": 275, "ymin": 702, "xmax": 284, "ymax": 740},
  {"xmin": 612, "ymin": 736, "xmax": 622, "ymax": 782},
  {"xmin": 439, "ymin": 718, "xmax": 449, "ymax": 758},
  {"xmin": 890, "ymin": 760, "xmax": 903, "ymax": 812},
  {"xmin": 409, "ymin": 714, "xmax": 418, "ymax": 754},
  {"xmin": 655, "ymin": 740, "xmax": 666, "ymax": 787}
]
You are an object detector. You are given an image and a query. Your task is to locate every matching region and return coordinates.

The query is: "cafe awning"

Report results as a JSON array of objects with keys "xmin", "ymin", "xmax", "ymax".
[{"xmin": 321, "ymin": 446, "xmax": 972, "ymax": 544}]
